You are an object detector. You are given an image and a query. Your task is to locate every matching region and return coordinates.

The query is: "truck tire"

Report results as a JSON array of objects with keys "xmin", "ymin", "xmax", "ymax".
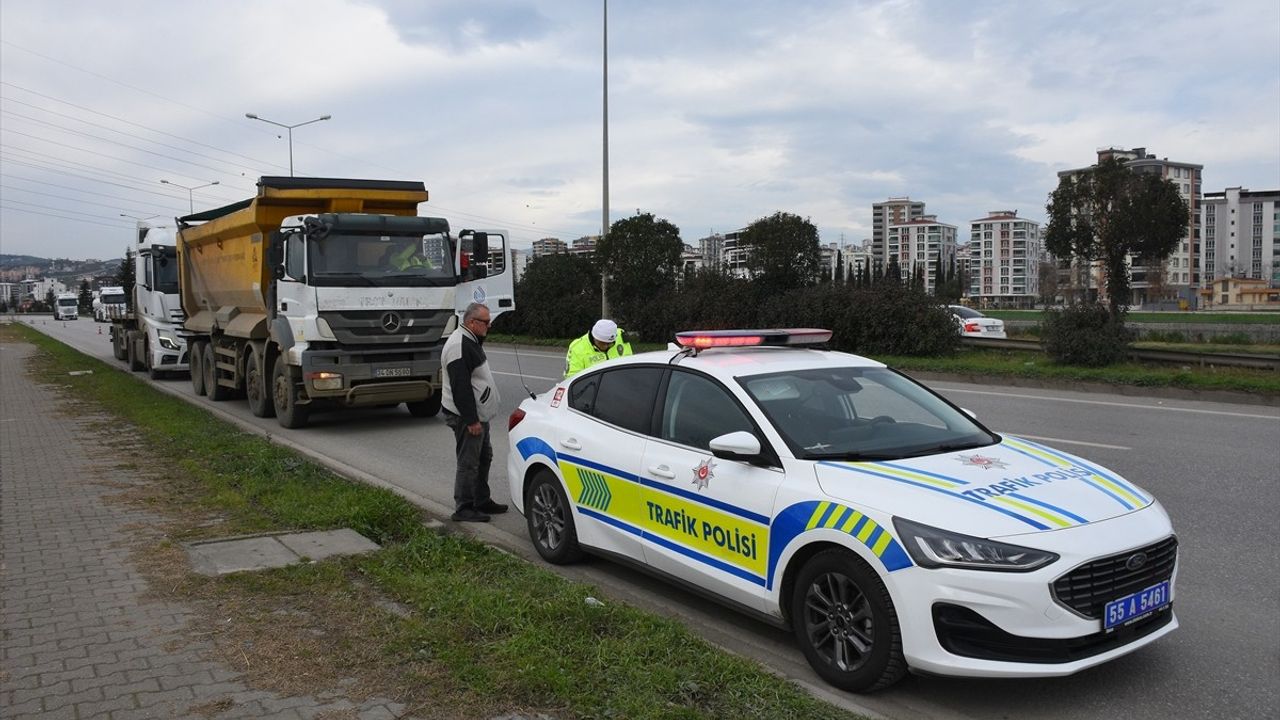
[
  {"xmin": 272, "ymin": 360, "xmax": 309, "ymax": 429},
  {"xmin": 406, "ymin": 389, "xmax": 443, "ymax": 418},
  {"xmin": 111, "ymin": 328, "xmax": 127, "ymax": 361},
  {"xmin": 127, "ymin": 331, "xmax": 145, "ymax": 372},
  {"xmin": 190, "ymin": 341, "xmax": 206, "ymax": 396},
  {"xmin": 245, "ymin": 350, "xmax": 276, "ymax": 418},
  {"xmin": 203, "ymin": 344, "xmax": 231, "ymax": 402},
  {"xmin": 146, "ymin": 337, "xmax": 164, "ymax": 380}
]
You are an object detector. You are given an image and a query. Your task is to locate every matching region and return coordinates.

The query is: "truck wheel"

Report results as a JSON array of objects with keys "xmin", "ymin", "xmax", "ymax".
[
  {"xmin": 203, "ymin": 344, "xmax": 231, "ymax": 402},
  {"xmin": 406, "ymin": 389, "xmax": 443, "ymax": 418},
  {"xmin": 272, "ymin": 360, "xmax": 309, "ymax": 429},
  {"xmin": 245, "ymin": 351, "xmax": 276, "ymax": 418},
  {"xmin": 190, "ymin": 341, "xmax": 206, "ymax": 396},
  {"xmin": 127, "ymin": 331, "xmax": 145, "ymax": 372},
  {"xmin": 146, "ymin": 338, "xmax": 164, "ymax": 380},
  {"xmin": 789, "ymin": 548, "xmax": 906, "ymax": 693},
  {"xmin": 111, "ymin": 328, "xmax": 127, "ymax": 361}
]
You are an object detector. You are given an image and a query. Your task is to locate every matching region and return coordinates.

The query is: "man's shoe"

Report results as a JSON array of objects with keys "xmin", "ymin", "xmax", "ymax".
[
  {"xmin": 478, "ymin": 500, "xmax": 509, "ymax": 515},
  {"xmin": 450, "ymin": 509, "xmax": 490, "ymax": 522}
]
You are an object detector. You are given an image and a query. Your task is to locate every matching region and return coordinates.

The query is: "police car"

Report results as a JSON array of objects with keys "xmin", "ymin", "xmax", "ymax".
[{"xmin": 506, "ymin": 329, "xmax": 1178, "ymax": 692}]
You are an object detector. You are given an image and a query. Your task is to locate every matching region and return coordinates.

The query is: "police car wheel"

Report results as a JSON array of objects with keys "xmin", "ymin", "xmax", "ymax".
[
  {"xmin": 790, "ymin": 548, "xmax": 906, "ymax": 692},
  {"xmin": 526, "ymin": 470, "xmax": 582, "ymax": 564}
]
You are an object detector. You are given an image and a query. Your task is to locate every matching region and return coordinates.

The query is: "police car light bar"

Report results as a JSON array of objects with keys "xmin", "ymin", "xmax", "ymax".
[{"xmin": 674, "ymin": 328, "xmax": 833, "ymax": 350}]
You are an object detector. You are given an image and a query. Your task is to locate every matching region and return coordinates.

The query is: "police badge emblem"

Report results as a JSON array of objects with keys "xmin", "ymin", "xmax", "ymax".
[
  {"xmin": 692, "ymin": 457, "xmax": 716, "ymax": 491},
  {"xmin": 955, "ymin": 454, "xmax": 1009, "ymax": 470}
]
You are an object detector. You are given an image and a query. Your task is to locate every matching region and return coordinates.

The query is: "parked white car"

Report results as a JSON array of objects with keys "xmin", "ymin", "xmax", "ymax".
[
  {"xmin": 949, "ymin": 305, "xmax": 1007, "ymax": 338},
  {"xmin": 507, "ymin": 329, "xmax": 1177, "ymax": 692}
]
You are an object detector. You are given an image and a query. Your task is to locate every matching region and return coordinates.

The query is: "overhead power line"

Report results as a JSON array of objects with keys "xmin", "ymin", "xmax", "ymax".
[
  {"xmin": 0, "ymin": 183, "xmax": 178, "ymax": 217},
  {"xmin": 1, "ymin": 125, "xmax": 257, "ymax": 182},
  {"xmin": 0, "ymin": 173, "xmax": 186, "ymax": 214},
  {"xmin": 1, "ymin": 204, "xmax": 136, "ymax": 230},
  {"xmin": 2, "ymin": 197, "xmax": 138, "ymax": 224}
]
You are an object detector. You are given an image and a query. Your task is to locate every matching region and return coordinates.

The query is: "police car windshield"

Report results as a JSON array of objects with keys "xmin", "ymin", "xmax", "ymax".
[
  {"xmin": 740, "ymin": 367, "xmax": 996, "ymax": 461},
  {"xmin": 308, "ymin": 233, "xmax": 456, "ymax": 287}
]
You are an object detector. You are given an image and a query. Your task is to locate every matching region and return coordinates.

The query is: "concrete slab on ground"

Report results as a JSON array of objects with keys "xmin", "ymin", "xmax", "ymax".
[{"xmin": 186, "ymin": 530, "xmax": 380, "ymax": 576}]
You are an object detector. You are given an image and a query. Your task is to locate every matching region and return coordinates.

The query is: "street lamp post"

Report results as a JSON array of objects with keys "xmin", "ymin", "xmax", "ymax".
[
  {"xmin": 244, "ymin": 113, "xmax": 332, "ymax": 176},
  {"xmin": 159, "ymin": 180, "xmax": 219, "ymax": 214},
  {"xmin": 119, "ymin": 213, "xmax": 161, "ymax": 223}
]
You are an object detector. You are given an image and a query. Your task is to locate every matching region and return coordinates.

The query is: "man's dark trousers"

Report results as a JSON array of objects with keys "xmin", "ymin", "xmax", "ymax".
[{"xmin": 444, "ymin": 412, "xmax": 493, "ymax": 512}]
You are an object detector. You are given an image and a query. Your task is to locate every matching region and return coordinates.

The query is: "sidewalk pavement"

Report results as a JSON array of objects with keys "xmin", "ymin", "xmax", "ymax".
[{"xmin": 0, "ymin": 338, "xmax": 412, "ymax": 719}]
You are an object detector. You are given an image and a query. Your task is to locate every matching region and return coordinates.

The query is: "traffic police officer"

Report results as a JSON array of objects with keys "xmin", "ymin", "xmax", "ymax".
[{"xmin": 565, "ymin": 318, "xmax": 633, "ymax": 378}]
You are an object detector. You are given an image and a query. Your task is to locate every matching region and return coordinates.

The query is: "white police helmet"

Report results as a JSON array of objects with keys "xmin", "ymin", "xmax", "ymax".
[{"xmin": 591, "ymin": 318, "xmax": 618, "ymax": 344}]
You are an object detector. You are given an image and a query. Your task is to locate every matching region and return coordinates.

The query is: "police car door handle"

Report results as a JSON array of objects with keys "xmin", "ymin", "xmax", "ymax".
[
  {"xmin": 648, "ymin": 465, "xmax": 676, "ymax": 480},
  {"xmin": 560, "ymin": 438, "xmax": 582, "ymax": 451}
]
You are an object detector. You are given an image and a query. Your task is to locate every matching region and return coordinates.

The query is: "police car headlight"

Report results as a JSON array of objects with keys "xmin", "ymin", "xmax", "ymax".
[{"xmin": 893, "ymin": 517, "xmax": 1058, "ymax": 572}]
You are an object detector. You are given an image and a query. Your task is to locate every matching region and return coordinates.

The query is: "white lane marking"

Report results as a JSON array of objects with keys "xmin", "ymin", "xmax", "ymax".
[
  {"xmin": 1009, "ymin": 434, "xmax": 1132, "ymax": 451},
  {"xmin": 937, "ymin": 386, "xmax": 1280, "ymax": 420},
  {"xmin": 492, "ymin": 370, "xmax": 559, "ymax": 382}
]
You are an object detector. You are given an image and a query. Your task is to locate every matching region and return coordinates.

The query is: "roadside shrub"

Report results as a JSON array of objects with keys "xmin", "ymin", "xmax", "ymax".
[
  {"xmin": 1216, "ymin": 331, "xmax": 1253, "ymax": 346},
  {"xmin": 756, "ymin": 283, "xmax": 960, "ymax": 357},
  {"xmin": 1041, "ymin": 304, "xmax": 1132, "ymax": 366}
]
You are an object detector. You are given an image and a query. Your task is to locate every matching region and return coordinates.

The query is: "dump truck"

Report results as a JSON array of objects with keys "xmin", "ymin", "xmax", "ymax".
[
  {"xmin": 106, "ymin": 224, "xmax": 191, "ymax": 378},
  {"xmin": 177, "ymin": 176, "xmax": 513, "ymax": 428}
]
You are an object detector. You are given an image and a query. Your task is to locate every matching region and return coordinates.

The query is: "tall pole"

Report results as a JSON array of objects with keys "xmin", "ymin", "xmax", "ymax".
[
  {"xmin": 600, "ymin": 0, "xmax": 611, "ymax": 318},
  {"xmin": 245, "ymin": 113, "xmax": 331, "ymax": 177},
  {"xmin": 160, "ymin": 179, "xmax": 219, "ymax": 214}
]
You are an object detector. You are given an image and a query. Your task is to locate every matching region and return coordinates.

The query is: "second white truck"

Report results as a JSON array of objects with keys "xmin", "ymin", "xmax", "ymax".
[{"xmin": 107, "ymin": 225, "xmax": 190, "ymax": 379}]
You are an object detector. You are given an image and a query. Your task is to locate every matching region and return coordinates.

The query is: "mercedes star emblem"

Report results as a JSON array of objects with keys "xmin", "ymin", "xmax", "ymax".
[{"xmin": 381, "ymin": 311, "xmax": 401, "ymax": 333}]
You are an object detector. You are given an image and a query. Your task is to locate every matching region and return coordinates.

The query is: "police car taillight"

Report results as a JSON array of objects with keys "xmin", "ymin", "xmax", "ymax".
[
  {"xmin": 508, "ymin": 407, "xmax": 526, "ymax": 431},
  {"xmin": 674, "ymin": 328, "xmax": 833, "ymax": 350}
]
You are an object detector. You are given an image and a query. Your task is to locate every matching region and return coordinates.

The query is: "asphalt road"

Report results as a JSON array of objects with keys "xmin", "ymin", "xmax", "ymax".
[{"xmin": 17, "ymin": 315, "xmax": 1280, "ymax": 720}]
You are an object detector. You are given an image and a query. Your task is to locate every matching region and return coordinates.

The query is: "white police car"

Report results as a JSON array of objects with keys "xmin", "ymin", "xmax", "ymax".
[{"xmin": 506, "ymin": 329, "xmax": 1178, "ymax": 692}]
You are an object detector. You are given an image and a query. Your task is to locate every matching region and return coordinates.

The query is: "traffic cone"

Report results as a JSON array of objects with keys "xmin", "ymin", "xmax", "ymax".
[{"xmin": 98, "ymin": 326, "xmax": 102, "ymax": 335}]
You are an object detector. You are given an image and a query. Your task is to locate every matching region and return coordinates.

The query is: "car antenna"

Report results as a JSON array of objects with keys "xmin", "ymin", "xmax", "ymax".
[{"xmin": 513, "ymin": 342, "xmax": 537, "ymax": 399}]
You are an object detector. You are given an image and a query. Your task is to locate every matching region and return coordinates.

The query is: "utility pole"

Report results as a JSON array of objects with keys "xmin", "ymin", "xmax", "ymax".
[{"xmin": 600, "ymin": 0, "xmax": 611, "ymax": 318}]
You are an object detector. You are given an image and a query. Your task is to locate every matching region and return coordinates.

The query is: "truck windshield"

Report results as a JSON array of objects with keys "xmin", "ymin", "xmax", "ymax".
[
  {"xmin": 152, "ymin": 253, "xmax": 179, "ymax": 294},
  {"xmin": 307, "ymin": 233, "xmax": 456, "ymax": 287},
  {"xmin": 57, "ymin": 298, "xmax": 77, "ymax": 307},
  {"xmin": 101, "ymin": 293, "xmax": 126, "ymax": 305}
]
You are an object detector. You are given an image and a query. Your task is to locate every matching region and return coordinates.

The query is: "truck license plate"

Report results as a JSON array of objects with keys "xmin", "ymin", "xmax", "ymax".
[
  {"xmin": 374, "ymin": 367, "xmax": 411, "ymax": 378},
  {"xmin": 1104, "ymin": 581, "xmax": 1170, "ymax": 629}
]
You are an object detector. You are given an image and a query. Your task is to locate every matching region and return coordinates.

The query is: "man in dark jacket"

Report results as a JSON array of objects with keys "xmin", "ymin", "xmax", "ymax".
[{"xmin": 441, "ymin": 302, "xmax": 507, "ymax": 522}]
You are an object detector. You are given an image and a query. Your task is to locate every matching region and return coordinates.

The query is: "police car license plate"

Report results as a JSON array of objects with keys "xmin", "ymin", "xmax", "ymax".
[
  {"xmin": 374, "ymin": 367, "xmax": 411, "ymax": 378},
  {"xmin": 1104, "ymin": 581, "xmax": 1170, "ymax": 629}
]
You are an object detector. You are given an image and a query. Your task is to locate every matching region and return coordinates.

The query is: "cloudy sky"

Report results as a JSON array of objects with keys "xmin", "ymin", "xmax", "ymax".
[{"xmin": 1, "ymin": 0, "xmax": 1277, "ymax": 260}]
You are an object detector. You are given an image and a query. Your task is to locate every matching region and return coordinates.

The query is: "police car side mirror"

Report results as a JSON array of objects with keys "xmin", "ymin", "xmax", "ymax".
[{"xmin": 709, "ymin": 431, "xmax": 762, "ymax": 462}]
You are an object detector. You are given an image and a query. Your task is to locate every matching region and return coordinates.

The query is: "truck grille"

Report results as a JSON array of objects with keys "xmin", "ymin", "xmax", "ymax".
[
  {"xmin": 319, "ymin": 309, "xmax": 453, "ymax": 346},
  {"xmin": 1052, "ymin": 536, "xmax": 1178, "ymax": 619}
]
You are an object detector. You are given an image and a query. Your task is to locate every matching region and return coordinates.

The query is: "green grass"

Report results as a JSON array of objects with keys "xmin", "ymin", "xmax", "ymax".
[
  {"xmin": 878, "ymin": 347, "xmax": 1280, "ymax": 395},
  {"xmin": 982, "ymin": 309, "xmax": 1280, "ymax": 324},
  {"xmin": 7, "ymin": 323, "xmax": 861, "ymax": 720}
]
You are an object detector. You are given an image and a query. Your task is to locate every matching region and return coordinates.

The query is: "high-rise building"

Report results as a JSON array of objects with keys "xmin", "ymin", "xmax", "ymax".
[
  {"xmin": 570, "ymin": 236, "xmax": 599, "ymax": 256},
  {"xmin": 886, "ymin": 215, "xmax": 956, "ymax": 294},
  {"xmin": 1056, "ymin": 147, "xmax": 1202, "ymax": 306},
  {"xmin": 842, "ymin": 241, "xmax": 874, "ymax": 281},
  {"xmin": 1201, "ymin": 187, "xmax": 1280, "ymax": 286},
  {"xmin": 698, "ymin": 234, "xmax": 724, "ymax": 271},
  {"xmin": 871, "ymin": 198, "xmax": 925, "ymax": 271},
  {"xmin": 531, "ymin": 237, "xmax": 567, "ymax": 257},
  {"xmin": 967, "ymin": 210, "xmax": 1041, "ymax": 308}
]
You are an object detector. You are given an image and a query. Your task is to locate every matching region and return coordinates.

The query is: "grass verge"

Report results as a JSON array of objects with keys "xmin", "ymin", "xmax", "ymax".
[
  {"xmin": 879, "ymin": 347, "xmax": 1280, "ymax": 395},
  {"xmin": 982, "ymin": 310, "xmax": 1280, "ymax": 325},
  {"xmin": 5, "ymin": 322, "xmax": 861, "ymax": 720}
]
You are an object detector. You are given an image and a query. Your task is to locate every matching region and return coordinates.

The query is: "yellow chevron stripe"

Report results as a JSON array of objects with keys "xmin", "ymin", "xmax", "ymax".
[
  {"xmin": 824, "ymin": 506, "xmax": 848, "ymax": 529},
  {"xmin": 862, "ymin": 462, "xmax": 964, "ymax": 489},
  {"xmin": 840, "ymin": 510, "xmax": 864, "ymax": 533},
  {"xmin": 871, "ymin": 531, "xmax": 892, "ymax": 556},
  {"xmin": 806, "ymin": 501, "xmax": 831, "ymax": 531},
  {"xmin": 856, "ymin": 518, "xmax": 878, "ymax": 543},
  {"xmin": 995, "ymin": 496, "xmax": 1072, "ymax": 528},
  {"xmin": 1086, "ymin": 472, "xmax": 1145, "ymax": 507}
]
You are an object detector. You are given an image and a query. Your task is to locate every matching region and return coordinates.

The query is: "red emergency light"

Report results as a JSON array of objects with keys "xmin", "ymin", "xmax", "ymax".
[{"xmin": 674, "ymin": 328, "xmax": 833, "ymax": 351}]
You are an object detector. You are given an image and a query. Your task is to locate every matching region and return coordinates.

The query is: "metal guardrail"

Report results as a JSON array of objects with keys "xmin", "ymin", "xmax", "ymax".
[{"xmin": 960, "ymin": 336, "xmax": 1280, "ymax": 371}]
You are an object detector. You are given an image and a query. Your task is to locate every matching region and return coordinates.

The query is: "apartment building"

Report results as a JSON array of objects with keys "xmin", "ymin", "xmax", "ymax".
[
  {"xmin": 871, "ymin": 197, "xmax": 926, "ymax": 272},
  {"xmin": 530, "ymin": 237, "xmax": 567, "ymax": 257},
  {"xmin": 967, "ymin": 210, "xmax": 1041, "ymax": 308},
  {"xmin": 1201, "ymin": 187, "xmax": 1280, "ymax": 285},
  {"xmin": 886, "ymin": 215, "xmax": 956, "ymax": 293},
  {"xmin": 1056, "ymin": 147, "xmax": 1202, "ymax": 307}
]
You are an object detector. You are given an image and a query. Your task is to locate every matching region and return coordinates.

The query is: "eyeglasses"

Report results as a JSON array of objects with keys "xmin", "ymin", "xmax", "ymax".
[{"xmin": 470, "ymin": 318, "xmax": 491, "ymax": 326}]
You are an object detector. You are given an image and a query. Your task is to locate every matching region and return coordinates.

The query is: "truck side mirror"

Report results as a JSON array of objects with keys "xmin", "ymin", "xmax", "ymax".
[
  {"xmin": 273, "ymin": 265, "xmax": 285, "ymax": 280},
  {"xmin": 470, "ymin": 232, "xmax": 489, "ymax": 279}
]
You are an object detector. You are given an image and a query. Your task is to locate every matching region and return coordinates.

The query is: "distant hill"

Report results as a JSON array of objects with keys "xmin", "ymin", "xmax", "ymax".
[{"xmin": 0, "ymin": 253, "xmax": 124, "ymax": 280}]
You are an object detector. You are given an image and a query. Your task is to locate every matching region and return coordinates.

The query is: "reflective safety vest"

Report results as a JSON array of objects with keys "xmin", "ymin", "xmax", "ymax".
[
  {"xmin": 390, "ymin": 243, "xmax": 431, "ymax": 270},
  {"xmin": 565, "ymin": 329, "xmax": 633, "ymax": 378}
]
